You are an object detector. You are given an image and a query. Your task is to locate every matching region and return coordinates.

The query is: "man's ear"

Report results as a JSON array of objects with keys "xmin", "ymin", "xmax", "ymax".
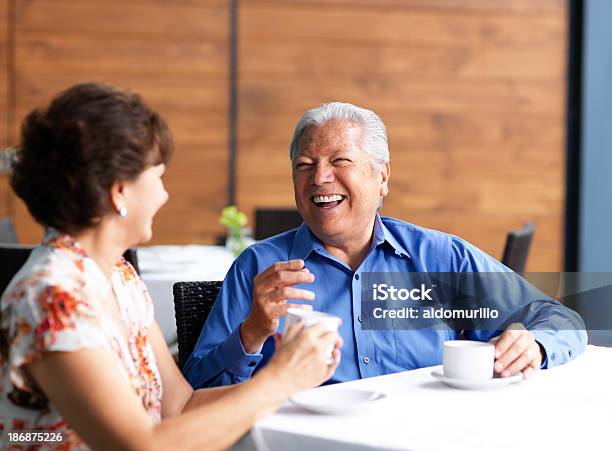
[
  {"xmin": 380, "ymin": 162, "xmax": 390, "ymax": 197},
  {"xmin": 109, "ymin": 180, "xmax": 127, "ymax": 213}
]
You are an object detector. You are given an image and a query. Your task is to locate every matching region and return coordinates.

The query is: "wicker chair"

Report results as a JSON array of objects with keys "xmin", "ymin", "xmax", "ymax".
[{"xmin": 173, "ymin": 281, "xmax": 222, "ymax": 369}]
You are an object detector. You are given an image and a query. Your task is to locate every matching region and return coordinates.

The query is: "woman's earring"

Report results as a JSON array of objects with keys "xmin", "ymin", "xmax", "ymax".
[{"xmin": 118, "ymin": 207, "xmax": 128, "ymax": 218}]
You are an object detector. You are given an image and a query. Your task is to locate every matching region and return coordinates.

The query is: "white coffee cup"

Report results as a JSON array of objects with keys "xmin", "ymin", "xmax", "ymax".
[
  {"xmin": 443, "ymin": 340, "xmax": 495, "ymax": 380},
  {"xmin": 283, "ymin": 308, "xmax": 341, "ymax": 364}
]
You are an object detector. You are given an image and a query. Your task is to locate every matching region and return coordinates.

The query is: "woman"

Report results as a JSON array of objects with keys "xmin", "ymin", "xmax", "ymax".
[{"xmin": 0, "ymin": 83, "xmax": 342, "ymax": 450}]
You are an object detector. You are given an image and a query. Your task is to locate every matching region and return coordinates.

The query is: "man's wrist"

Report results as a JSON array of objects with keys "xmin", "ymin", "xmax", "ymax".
[{"xmin": 240, "ymin": 320, "xmax": 266, "ymax": 354}]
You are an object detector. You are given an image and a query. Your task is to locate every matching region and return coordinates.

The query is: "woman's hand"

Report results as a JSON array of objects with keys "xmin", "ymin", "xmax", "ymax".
[{"xmin": 263, "ymin": 320, "xmax": 343, "ymax": 396}]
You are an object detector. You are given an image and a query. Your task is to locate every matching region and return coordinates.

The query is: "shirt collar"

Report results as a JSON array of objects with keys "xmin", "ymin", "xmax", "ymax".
[
  {"xmin": 377, "ymin": 215, "xmax": 411, "ymax": 259},
  {"xmin": 289, "ymin": 214, "xmax": 411, "ymax": 261},
  {"xmin": 288, "ymin": 222, "xmax": 321, "ymax": 261}
]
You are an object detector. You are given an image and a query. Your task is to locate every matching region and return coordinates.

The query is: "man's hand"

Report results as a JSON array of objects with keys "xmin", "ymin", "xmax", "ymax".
[
  {"xmin": 489, "ymin": 323, "xmax": 543, "ymax": 379},
  {"xmin": 240, "ymin": 259, "xmax": 315, "ymax": 353}
]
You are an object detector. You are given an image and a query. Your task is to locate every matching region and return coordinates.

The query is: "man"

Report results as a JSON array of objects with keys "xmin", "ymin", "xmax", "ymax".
[{"xmin": 184, "ymin": 102, "xmax": 586, "ymax": 388}]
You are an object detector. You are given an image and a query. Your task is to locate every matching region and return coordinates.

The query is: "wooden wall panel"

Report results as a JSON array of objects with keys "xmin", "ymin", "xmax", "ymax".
[
  {"xmin": 247, "ymin": 0, "xmax": 565, "ymax": 13},
  {"xmin": 4, "ymin": 0, "xmax": 568, "ymax": 270},
  {"xmin": 14, "ymin": 1, "xmax": 228, "ymax": 37},
  {"xmin": 11, "ymin": 0, "xmax": 229, "ymax": 244},
  {"xmin": 0, "ymin": 0, "xmax": 6, "ymax": 146},
  {"xmin": 237, "ymin": 0, "xmax": 567, "ymax": 271},
  {"xmin": 0, "ymin": 0, "xmax": 9, "ymax": 218}
]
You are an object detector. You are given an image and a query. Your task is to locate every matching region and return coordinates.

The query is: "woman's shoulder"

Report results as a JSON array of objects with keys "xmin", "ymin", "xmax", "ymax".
[
  {"xmin": 5, "ymin": 244, "xmax": 86, "ymax": 292},
  {"xmin": 1, "ymin": 244, "xmax": 93, "ymax": 321}
]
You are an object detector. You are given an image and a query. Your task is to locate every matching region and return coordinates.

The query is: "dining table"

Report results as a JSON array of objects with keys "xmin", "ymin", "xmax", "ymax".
[
  {"xmin": 138, "ymin": 245, "xmax": 235, "ymax": 345},
  {"xmin": 234, "ymin": 344, "xmax": 611, "ymax": 451}
]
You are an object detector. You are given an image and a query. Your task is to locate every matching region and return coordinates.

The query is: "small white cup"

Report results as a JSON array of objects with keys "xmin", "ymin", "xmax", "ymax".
[
  {"xmin": 283, "ymin": 308, "xmax": 341, "ymax": 363},
  {"xmin": 443, "ymin": 340, "xmax": 495, "ymax": 380}
]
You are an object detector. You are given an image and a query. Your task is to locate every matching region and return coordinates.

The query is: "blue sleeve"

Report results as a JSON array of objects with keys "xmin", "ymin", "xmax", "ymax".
[
  {"xmin": 182, "ymin": 253, "xmax": 263, "ymax": 388},
  {"xmin": 450, "ymin": 236, "xmax": 587, "ymax": 368}
]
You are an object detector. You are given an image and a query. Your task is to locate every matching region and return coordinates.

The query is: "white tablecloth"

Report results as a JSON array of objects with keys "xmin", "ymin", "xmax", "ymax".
[
  {"xmin": 243, "ymin": 345, "xmax": 611, "ymax": 451},
  {"xmin": 138, "ymin": 245, "xmax": 235, "ymax": 344}
]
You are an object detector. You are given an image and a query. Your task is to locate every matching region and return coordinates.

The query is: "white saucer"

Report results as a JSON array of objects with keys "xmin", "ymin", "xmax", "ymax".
[
  {"xmin": 290, "ymin": 388, "xmax": 386, "ymax": 414},
  {"xmin": 431, "ymin": 368, "xmax": 522, "ymax": 390}
]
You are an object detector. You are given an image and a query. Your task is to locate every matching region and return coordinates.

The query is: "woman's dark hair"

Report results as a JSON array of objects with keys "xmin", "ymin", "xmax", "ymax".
[{"xmin": 11, "ymin": 82, "xmax": 173, "ymax": 234}]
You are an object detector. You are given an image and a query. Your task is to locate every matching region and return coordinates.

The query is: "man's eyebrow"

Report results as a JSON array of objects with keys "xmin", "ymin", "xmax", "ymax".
[{"xmin": 328, "ymin": 149, "xmax": 355, "ymax": 158}]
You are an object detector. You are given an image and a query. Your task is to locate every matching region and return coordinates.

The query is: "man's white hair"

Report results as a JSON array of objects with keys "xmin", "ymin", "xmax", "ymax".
[{"xmin": 289, "ymin": 102, "xmax": 389, "ymax": 171}]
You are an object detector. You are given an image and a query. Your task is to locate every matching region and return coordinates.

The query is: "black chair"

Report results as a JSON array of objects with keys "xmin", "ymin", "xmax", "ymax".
[
  {"xmin": 0, "ymin": 244, "xmax": 34, "ymax": 296},
  {"xmin": 0, "ymin": 217, "xmax": 18, "ymax": 244},
  {"xmin": 254, "ymin": 208, "xmax": 303, "ymax": 240},
  {"xmin": 501, "ymin": 223, "xmax": 534, "ymax": 273},
  {"xmin": 123, "ymin": 248, "xmax": 140, "ymax": 275},
  {"xmin": 173, "ymin": 281, "xmax": 222, "ymax": 369}
]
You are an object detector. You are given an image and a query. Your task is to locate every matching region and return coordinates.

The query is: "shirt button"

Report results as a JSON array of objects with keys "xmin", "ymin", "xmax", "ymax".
[
  {"xmin": 248, "ymin": 361, "xmax": 256, "ymax": 367},
  {"xmin": 363, "ymin": 356, "xmax": 370, "ymax": 364},
  {"xmin": 355, "ymin": 273, "xmax": 360, "ymax": 280},
  {"xmin": 358, "ymin": 315, "xmax": 362, "ymax": 322},
  {"xmin": 550, "ymin": 352, "xmax": 556, "ymax": 361}
]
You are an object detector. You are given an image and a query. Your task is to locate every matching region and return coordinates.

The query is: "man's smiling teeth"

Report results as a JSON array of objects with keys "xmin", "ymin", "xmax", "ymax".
[{"xmin": 313, "ymin": 194, "xmax": 344, "ymax": 203}]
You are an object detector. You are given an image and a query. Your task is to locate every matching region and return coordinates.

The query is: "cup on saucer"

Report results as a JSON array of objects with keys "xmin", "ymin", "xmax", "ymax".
[{"xmin": 443, "ymin": 340, "xmax": 495, "ymax": 380}]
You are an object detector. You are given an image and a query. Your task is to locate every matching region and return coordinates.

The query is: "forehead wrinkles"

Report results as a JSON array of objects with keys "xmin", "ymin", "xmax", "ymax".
[{"xmin": 298, "ymin": 122, "xmax": 363, "ymax": 156}]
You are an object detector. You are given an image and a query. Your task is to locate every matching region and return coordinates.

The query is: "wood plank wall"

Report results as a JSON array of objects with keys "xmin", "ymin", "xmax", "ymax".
[
  {"xmin": 1, "ymin": 0, "xmax": 567, "ymax": 270},
  {"xmin": 6, "ymin": 0, "xmax": 229, "ymax": 243},
  {"xmin": 0, "ymin": 0, "xmax": 9, "ymax": 218},
  {"xmin": 0, "ymin": 0, "xmax": 7, "ymax": 147},
  {"xmin": 237, "ymin": 0, "xmax": 567, "ymax": 271}
]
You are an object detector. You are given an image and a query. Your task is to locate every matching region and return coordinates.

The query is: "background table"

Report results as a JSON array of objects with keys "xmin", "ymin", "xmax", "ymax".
[
  {"xmin": 138, "ymin": 245, "xmax": 234, "ymax": 344},
  {"xmin": 243, "ymin": 345, "xmax": 611, "ymax": 451}
]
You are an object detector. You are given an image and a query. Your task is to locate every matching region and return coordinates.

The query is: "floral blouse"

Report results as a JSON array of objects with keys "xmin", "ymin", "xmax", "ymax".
[{"xmin": 0, "ymin": 230, "xmax": 163, "ymax": 450}]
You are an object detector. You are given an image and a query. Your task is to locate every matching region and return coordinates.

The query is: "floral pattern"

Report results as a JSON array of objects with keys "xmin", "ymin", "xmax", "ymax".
[{"xmin": 0, "ymin": 230, "xmax": 163, "ymax": 450}]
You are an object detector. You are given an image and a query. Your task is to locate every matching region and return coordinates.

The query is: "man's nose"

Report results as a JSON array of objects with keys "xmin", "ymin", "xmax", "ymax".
[{"xmin": 312, "ymin": 164, "xmax": 335, "ymax": 185}]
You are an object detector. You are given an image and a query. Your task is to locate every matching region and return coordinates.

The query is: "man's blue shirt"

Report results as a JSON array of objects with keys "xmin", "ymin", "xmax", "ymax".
[{"xmin": 183, "ymin": 216, "xmax": 587, "ymax": 388}]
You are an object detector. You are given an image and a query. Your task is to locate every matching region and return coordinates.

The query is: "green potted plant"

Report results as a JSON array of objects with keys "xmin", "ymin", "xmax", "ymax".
[{"xmin": 220, "ymin": 205, "xmax": 251, "ymax": 257}]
